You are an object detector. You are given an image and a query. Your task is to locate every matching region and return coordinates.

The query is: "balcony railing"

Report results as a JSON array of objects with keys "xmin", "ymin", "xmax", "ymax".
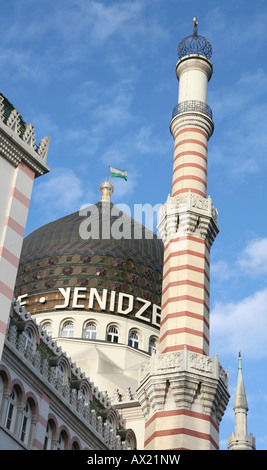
[{"xmin": 172, "ymin": 100, "xmax": 213, "ymax": 120}]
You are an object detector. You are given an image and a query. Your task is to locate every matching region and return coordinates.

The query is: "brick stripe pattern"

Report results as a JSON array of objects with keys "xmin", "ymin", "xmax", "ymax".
[
  {"xmin": 144, "ymin": 409, "xmax": 219, "ymax": 450},
  {"xmin": 172, "ymin": 128, "xmax": 208, "ymax": 198},
  {"xmin": 159, "ymin": 235, "xmax": 210, "ymax": 356},
  {"xmin": 0, "ymin": 162, "xmax": 34, "ymax": 355}
]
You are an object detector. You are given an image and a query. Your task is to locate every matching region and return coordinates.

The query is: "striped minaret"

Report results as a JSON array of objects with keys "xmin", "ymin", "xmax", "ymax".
[
  {"xmin": 0, "ymin": 94, "xmax": 49, "ymax": 360},
  {"xmin": 159, "ymin": 18, "xmax": 215, "ymax": 358},
  {"xmin": 137, "ymin": 19, "xmax": 229, "ymax": 450}
]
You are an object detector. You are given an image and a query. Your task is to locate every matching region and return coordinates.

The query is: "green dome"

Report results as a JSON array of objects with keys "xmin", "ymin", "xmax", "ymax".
[
  {"xmin": 15, "ymin": 199, "xmax": 163, "ymax": 321},
  {"xmin": 20, "ymin": 201, "xmax": 163, "ymax": 272}
]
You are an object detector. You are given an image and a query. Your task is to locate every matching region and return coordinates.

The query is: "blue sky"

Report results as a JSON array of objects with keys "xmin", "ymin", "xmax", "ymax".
[{"xmin": 2, "ymin": 0, "xmax": 267, "ymax": 449}]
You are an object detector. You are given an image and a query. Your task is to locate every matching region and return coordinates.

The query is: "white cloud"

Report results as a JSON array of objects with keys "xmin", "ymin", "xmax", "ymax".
[
  {"xmin": 211, "ymin": 288, "xmax": 267, "ymax": 358},
  {"xmin": 238, "ymin": 238, "xmax": 267, "ymax": 275},
  {"xmin": 32, "ymin": 168, "xmax": 94, "ymax": 222},
  {"xmin": 136, "ymin": 125, "xmax": 168, "ymax": 155},
  {"xmin": 211, "ymin": 259, "xmax": 231, "ymax": 281}
]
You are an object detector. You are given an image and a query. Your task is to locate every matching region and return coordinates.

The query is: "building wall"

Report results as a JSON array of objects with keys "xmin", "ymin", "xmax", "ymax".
[{"xmin": 0, "ymin": 301, "xmax": 136, "ymax": 450}]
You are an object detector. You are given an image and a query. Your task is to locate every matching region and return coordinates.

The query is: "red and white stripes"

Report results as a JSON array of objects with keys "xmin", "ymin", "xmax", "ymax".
[
  {"xmin": 0, "ymin": 161, "xmax": 34, "ymax": 356},
  {"xmin": 159, "ymin": 235, "xmax": 210, "ymax": 356},
  {"xmin": 172, "ymin": 127, "xmax": 208, "ymax": 199},
  {"xmin": 144, "ymin": 409, "xmax": 219, "ymax": 450}
]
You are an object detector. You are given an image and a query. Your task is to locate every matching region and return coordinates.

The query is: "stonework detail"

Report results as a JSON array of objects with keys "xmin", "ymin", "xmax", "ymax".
[
  {"xmin": 139, "ymin": 348, "xmax": 228, "ymax": 389},
  {"xmin": 137, "ymin": 348, "xmax": 230, "ymax": 427},
  {"xmin": 157, "ymin": 191, "xmax": 219, "ymax": 246},
  {"xmin": 0, "ymin": 94, "xmax": 50, "ymax": 176}
]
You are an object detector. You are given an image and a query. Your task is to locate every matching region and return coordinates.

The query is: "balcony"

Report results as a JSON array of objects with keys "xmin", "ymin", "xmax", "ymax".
[{"xmin": 172, "ymin": 100, "xmax": 213, "ymax": 120}]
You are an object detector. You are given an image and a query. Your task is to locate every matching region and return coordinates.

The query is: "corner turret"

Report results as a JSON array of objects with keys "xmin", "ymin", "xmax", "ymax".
[{"xmin": 228, "ymin": 351, "xmax": 256, "ymax": 450}]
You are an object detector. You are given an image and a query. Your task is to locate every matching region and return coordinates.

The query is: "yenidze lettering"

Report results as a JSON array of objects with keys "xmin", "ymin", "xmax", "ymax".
[{"xmin": 18, "ymin": 287, "xmax": 161, "ymax": 327}]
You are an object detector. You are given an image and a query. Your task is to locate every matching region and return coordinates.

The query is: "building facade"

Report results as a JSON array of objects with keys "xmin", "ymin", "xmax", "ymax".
[
  {"xmin": 0, "ymin": 19, "xmax": 256, "ymax": 451},
  {"xmin": 0, "ymin": 299, "xmax": 136, "ymax": 450},
  {"xmin": 0, "ymin": 97, "xmax": 137, "ymax": 450},
  {"xmin": 14, "ymin": 182, "xmax": 164, "ymax": 449}
]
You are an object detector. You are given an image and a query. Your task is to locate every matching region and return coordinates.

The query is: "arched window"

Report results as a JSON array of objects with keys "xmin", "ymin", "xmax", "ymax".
[
  {"xmin": 44, "ymin": 422, "xmax": 53, "ymax": 450},
  {"xmin": 19, "ymin": 400, "xmax": 32, "ymax": 445},
  {"xmin": 83, "ymin": 322, "xmax": 97, "ymax": 340},
  {"xmin": 42, "ymin": 321, "xmax": 52, "ymax": 337},
  {"xmin": 128, "ymin": 330, "xmax": 139, "ymax": 349},
  {"xmin": 61, "ymin": 321, "xmax": 74, "ymax": 338},
  {"xmin": 5, "ymin": 388, "xmax": 18, "ymax": 432},
  {"xmin": 125, "ymin": 429, "xmax": 137, "ymax": 450},
  {"xmin": 106, "ymin": 410, "xmax": 118, "ymax": 431},
  {"xmin": 149, "ymin": 336, "xmax": 157, "ymax": 355},
  {"xmin": 44, "ymin": 419, "xmax": 57, "ymax": 450},
  {"xmin": 106, "ymin": 325, "xmax": 119, "ymax": 343},
  {"xmin": 56, "ymin": 361, "xmax": 67, "ymax": 384},
  {"xmin": 71, "ymin": 440, "xmax": 80, "ymax": 450},
  {"xmin": 79, "ymin": 384, "xmax": 90, "ymax": 405},
  {"xmin": 23, "ymin": 327, "xmax": 35, "ymax": 350},
  {"xmin": 56, "ymin": 430, "xmax": 68, "ymax": 450}
]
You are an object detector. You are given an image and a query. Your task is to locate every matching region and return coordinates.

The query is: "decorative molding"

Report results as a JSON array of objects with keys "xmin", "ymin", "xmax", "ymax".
[
  {"xmin": 157, "ymin": 191, "xmax": 218, "ymax": 246},
  {"xmin": 0, "ymin": 126, "xmax": 49, "ymax": 177},
  {"xmin": 0, "ymin": 102, "xmax": 50, "ymax": 177},
  {"xmin": 22, "ymin": 123, "xmax": 36, "ymax": 148},
  {"xmin": 137, "ymin": 347, "xmax": 229, "ymax": 424},
  {"xmin": 170, "ymin": 111, "xmax": 214, "ymax": 140}
]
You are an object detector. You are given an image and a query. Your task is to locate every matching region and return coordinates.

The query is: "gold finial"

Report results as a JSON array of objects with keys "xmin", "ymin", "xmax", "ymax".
[
  {"xmin": 100, "ymin": 181, "xmax": 114, "ymax": 203},
  {"xmin": 193, "ymin": 17, "xmax": 198, "ymax": 35}
]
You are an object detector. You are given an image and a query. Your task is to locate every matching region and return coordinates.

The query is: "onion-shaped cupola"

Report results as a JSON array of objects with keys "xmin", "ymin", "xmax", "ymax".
[{"xmin": 177, "ymin": 17, "xmax": 212, "ymax": 61}]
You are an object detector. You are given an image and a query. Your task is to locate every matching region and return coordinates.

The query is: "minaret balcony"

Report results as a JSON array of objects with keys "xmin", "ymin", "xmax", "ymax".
[{"xmin": 172, "ymin": 100, "xmax": 213, "ymax": 120}]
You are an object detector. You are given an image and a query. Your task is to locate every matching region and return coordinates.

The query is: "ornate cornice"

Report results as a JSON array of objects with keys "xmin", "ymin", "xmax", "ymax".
[
  {"xmin": 0, "ymin": 95, "xmax": 50, "ymax": 177},
  {"xmin": 136, "ymin": 347, "xmax": 229, "ymax": 424},
  {"xmin": 157, "ymin": 191, "xmax": 219, "ymax": 247},
  {"xmin": 170, "ymin": 109, "xmax": 214, "ymax": 139}
]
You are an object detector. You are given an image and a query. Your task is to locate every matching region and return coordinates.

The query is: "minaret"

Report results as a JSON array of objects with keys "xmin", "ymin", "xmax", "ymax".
[
  {"xmin": 137, "ymin": 19, "xmax": 229, "ymax": 450},
  {"xmin": 228, "ymin": 351, "xmax": 256, "ymax": 450}
]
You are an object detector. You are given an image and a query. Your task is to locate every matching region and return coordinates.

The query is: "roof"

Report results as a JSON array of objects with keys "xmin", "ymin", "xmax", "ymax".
[
  {"xmin": 20, "ymin": 201, "xmax": 164, "ymax": 272},
  {"xmin": 0, "ymin": 92, "xmax": 27, "ymax": 136}
]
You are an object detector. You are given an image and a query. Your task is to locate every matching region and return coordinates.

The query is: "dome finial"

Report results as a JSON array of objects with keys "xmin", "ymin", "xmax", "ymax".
[
  {"xmin": 100, "ymin": 181, "xmax": 114, "ymax": 203},
  {"xmin": 177, "ymin": 19, "xmax": 212, "ymax": 60},
  {"xmin": 193, "ymin": 17, "xmax": 198, "ymax": 35}
]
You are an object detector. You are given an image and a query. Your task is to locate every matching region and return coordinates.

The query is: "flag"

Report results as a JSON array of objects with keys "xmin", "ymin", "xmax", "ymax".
[{"xmin": 110, "ymin": 166, "xmax": 127, "ymax": 181}]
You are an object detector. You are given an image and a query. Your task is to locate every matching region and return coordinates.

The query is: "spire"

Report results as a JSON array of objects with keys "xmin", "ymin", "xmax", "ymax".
[
  {"xmin": 233, "ymin": 350, "xmax": 248, "ymax": 412},
  {"xmin": 228, "ymin": 351, "xmax": 256, "ymax": 450},
  {"xmin": 193, "ymin": 17, "xmax": 198, "ymax": 35}
]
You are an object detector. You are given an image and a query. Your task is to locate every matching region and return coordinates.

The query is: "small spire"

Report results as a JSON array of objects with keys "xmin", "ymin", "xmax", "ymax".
[
  {"xmin": 228, "ymin": 350, "xmax": 256, "ymax": 450},
  {"xmin": 100, "ymin": 181, "xmax": 114, "ymax": 203},
  {"xmin": 193, "ymin": 17, "xmax": 198, "ymax": 35},
  {"xmin": 234, "ymin": 349, "xmax": 248, "ymax": 412},
  {"xmin": 238, "ymin": 349, "xmax": 242, "ymax": 370}
]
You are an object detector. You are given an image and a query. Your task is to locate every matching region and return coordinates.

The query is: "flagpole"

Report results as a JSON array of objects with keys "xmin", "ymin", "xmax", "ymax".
[{"xmin": 107, "ymin": 166, "xmax": 110, "ymax": 181}]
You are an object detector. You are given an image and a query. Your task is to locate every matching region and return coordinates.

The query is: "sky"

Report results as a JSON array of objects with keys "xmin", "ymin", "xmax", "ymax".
[{"xmin": 2, "ymin": 0, "xmax": 267, "ymax": 450}]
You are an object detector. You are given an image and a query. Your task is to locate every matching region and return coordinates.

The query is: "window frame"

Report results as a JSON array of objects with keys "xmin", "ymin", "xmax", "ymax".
[
  {"xmin": 60, "ymin": 320, "xmax": 75, "ymax": 338},
  {"xmin": 106, "ymin": 324, "xmax": 119, "ymax": 343},
  {"xmin": 83, "ymin": 322, "xmax": 97, "ymax": 340}
]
